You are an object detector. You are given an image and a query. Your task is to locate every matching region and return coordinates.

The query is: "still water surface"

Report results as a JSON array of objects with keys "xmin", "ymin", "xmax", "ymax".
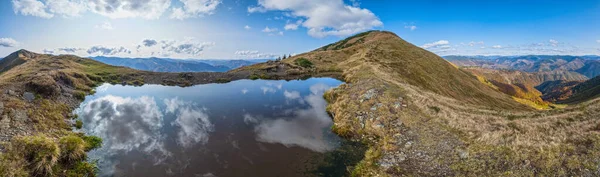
[{"xmin": 75, "ymin": 78, "xmax": 352, "ymax": 176}]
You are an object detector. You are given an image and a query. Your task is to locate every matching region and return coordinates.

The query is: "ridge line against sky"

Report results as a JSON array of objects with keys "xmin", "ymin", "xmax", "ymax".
[{"xmin": 0, "ymin": 0, "xmax": 599, "ymax": 59}]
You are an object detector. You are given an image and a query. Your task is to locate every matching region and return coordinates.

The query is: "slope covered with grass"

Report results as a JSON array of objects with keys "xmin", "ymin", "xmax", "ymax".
[{"xmin": 237, "ymin": 30, "xmax": 600, "ymax": 176}]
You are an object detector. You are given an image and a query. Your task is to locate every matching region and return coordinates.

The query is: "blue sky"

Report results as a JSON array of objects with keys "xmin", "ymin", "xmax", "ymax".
[{"xmin": 0, "ymin": 0, "xmax": 599, "ymax": 59}]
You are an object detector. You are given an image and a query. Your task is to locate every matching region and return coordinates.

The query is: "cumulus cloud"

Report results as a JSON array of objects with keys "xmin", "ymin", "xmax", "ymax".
[
  {"xmin": 549, "ymin": 39, "xmax": 558, "ymax": 47},
  {"xmin": 57, "ymin": 47, "xmax": 84, "ymax": 53},
  {"xmin": 12, "ymin": 0, "xmax": 171, "ymax": 19},
  {"xmin": 0, "ymin": 38, "xmax": 19, "ymax": 47},
  {"xmin": 80, "ymin": 95, "xmax": 170, "ymax": 162},
  {"xmin": 597, "ymin": 40, "xmax": 600, "ymax": 44},
  {"xmin": 241, "ymin": 88, "xmax": 249, "ymax": 94},
  {"xmin": 262, "ymin": 26, "xmax": 278, "ymax": 33},
  {"xmin": 468, "ymin": 41, "xmax": 484, "ymax": 47},
  {"xmin": 261, "ymin": 86, "xmax": 277, "ymax": 94},
  {"xmin": 88, "ymin": 0, "xmax": 171, "ymax": 19},
  {"xmin": 43, "ymin": 49, "xmax": 54, "ymax": 54},
  {"xmin": 170, "ymin": 0, "xmax": 221, "ymax": 20},
  {"xmin": 12, "ymin": 0, "xmax": 54, "ymax": 18},
  {"xmin": 284, "ymin": 20, "xmax": 303, "ymax": 30},
  {"xmin": 253, "ymin": 83, "xmax": 338, "ymax": 152},
  {"xmin": 244, "ymin": 25, "xmax": 251, "ymax": 30},
  {"xmin": 283, "ymin": 90, "xmax": 300, "ymax": 100},
  {"xmin": 95, "ymin": 21, "xmax": 114, "ymax": 30},
  {"xmin": 87, "ymin": 46, "xmax": 132, "ymax": 55},
  {"xmin": 142, "ymin": 39, "xmax": 158, "ymax": 47},
  {"xmin": 45, "ymin": 0, "xmax": 87, "ymax": 17},
  {"xmin": 158, "ymin": 40, "xmax": 215, "ymax": 56},
  {"xmin": 421, "ymin": 40, "xmax": 450, "ymax": 49},
  {"xmin": 234, "ymin": 50, "xmax": 278, "ymax": 59},
  {"xmin": 248, "ymin": 0, "xmax": 382, "ymax": 38},
  {"xmin": 404, "ymin": 25, "xmax": 417, "ymax": 31},
  {"xmin": 492, "ymin": 45, "xmax": 502, "ymax": 49}
]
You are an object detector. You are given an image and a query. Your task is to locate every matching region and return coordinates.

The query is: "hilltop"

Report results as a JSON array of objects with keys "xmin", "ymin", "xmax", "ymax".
[
  {"xmin": 2, "ymin": 31, "xmax": 600, "ymax": 176},
  {"xmin": 236, "ymin": 31, "xmax": 600, "ymax": 176}
]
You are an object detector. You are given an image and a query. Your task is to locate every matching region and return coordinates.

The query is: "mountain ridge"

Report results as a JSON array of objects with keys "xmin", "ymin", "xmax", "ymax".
[{"xmin": 2, "ymin": 31, "xmax": 600, "ymax": 176}]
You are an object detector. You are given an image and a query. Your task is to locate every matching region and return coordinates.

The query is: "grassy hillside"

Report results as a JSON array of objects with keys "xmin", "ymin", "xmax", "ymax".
[
  {"xmin": 237, "ymin": 31, "xmax": 600, "ymax": 176},
  {"xmin": 461, "ymin": 67, "xmax": 587, "ymax": 109},
  {"xmin": 0, "ymin": 50, "xmax": 249, "ymax": 176},
  {"xmin": 561, "ymin": 75, "xmax": 600, "ymax": 104}
]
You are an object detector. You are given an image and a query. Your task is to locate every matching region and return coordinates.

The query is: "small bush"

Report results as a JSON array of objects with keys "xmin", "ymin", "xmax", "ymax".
[
  {"xmin": 75, "ymin": 120, "xmax": 83, "ymax": 129},
  {"xmin": 249, "ymin": 74, "xmax": 260, "ymax": 80},
  {"xmin": 59, "ymin": 135, "xmax": 87, "ymax": 163},
  {"xmin": 82, "ymin": 136, "xmax": 102, "ymax": 151},
  {"xmin": 216, "ymin": 78, "xmax": 231, "ymax": 83},
  {"xmin": 12, "ymin": 135, "xmax": 60, "ymax": 176},
  {"xmin": 73, "ymin": 91, "xmax": 86, "ymax": 100},
  {"xmin": 295, "ymin": 58, "xmax": 314, "ymax": 68}
]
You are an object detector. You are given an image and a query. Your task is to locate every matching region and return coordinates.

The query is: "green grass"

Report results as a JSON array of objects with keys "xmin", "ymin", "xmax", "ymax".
[
  {"xmin": 75, "ymin": 120, "xmax": 83, "ymax": 129},
  {"xmin": 295, "ymin": 58, "xmax": 314, "ymax": 68}
]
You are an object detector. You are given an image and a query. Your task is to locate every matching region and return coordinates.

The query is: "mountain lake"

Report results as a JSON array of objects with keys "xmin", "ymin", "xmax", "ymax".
[{"xmin": 74, "ymin": 78, "xmax": 365, "ymax": 177}]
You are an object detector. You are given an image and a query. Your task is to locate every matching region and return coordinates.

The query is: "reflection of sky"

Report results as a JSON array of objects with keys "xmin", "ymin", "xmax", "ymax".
[{"xmin": 75, "ymin": 78, "xmax": 342, "ymax": 176}]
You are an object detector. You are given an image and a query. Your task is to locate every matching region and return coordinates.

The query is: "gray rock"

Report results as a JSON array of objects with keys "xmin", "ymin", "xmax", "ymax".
[
  {"xmin": 360, "ymin": 89, "xmax": 378, "ymax": 102},
  {"xmin": 23, "ymin": 92, "xmax": 35, "ymax": 102},
  {"xmin": 0, "ymin": 115, "xmax": 10, "ymax": 129},
  {"xmin": 5, "ymin": 90, "xmax": 17, "ymax": 96},
  {"xmin": 458, "ymin": 149, "xmax": 470, "ymax": 159},
  {"xmin": 12, "ymin": 109, "xmax": 29, "ymax": 123},
  {"xmin": 0, "ymin": 102, "xmax": 3, "ymax": 115}
]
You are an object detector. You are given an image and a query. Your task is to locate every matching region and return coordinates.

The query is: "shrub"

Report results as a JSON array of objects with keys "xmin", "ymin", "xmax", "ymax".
[
  {"xmin": 249, "ymin": 74, "xmax": 260, "ymax": 80},
  {"xmin": 75, "ymin": 120, "xmax": 83, "ymax": 129},
  {"xmin": 66, "ymin": 161, "xmax": 98, "ymax": 177},
  {"xmin": 295, "ymin": 58, "xmax": 314, "ymax": 68},
  {"xmin": 59, "ymin": 135, "xmax": 87, "ymax": 163},
  {"xmin": 82, "ymin": 136, "xmax": 103, "ymax": 151},
  {"xmin": 216, "ymin": 78, "xmax": 231, "ymax": 83},
  {"xmin": 12, "ymin": 135, "xmax": 60, "ymax": 176},
  {"xmin": 73, "ymin": 91, "xmax": 86, "ymax": 100}
]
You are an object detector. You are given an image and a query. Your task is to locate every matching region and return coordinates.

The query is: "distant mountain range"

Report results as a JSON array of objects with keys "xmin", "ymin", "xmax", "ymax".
[
  {"xmin": 444, "ymin": 55, "xmax": 600, "ymax": 78},
  {"xmin": 90, "ymin": 56, "xmax": 267, "ymax": 72}
]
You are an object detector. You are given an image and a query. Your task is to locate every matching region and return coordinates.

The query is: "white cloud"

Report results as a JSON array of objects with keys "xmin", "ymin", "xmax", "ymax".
[
  {"xmin": 244, "ymin": 25, "xmax": 251, "ymax": 30},
  {"xmin": 95, "ymin": 21, "xmax": 114, "ymax": 30},
  {"xmin": 262, "ymin": 26, "xmax": 278, "ymax": 33},
  {"xmin": 404, "ymin": 25, "xmax": 417, "ymax": 31},
  {"xmin": 13, "ymin": 0, "xmax": 172, "ymax": 19},
  {"xmin": 170, "ymin": 0, "xmax": 221, "ymax": 20},
  {"xmin": 87, "ymin": 46, "xmax": 132, "ymax": 55},
  {"xmin": 248, "ymin": 0, "xmax": 382, "ymax": 38},
  {"xmin": 421, "ymin": 40, "xmax": 450, "ymax": 49},
  {"xmin": 43, "ymin": 49, "xmax": 54, "ymax": 54},
  {"xmin": 283, "ymin": 90, "xmax": 301, "ymax": 100},
  {"xmin": 0, "ymin": 38, "xmax": 19, "ymax": 48},
  {"xmin": 241, "ymin": 88, "xmax": 249, "ymax": 94},
  {"xmin": 261, "ymin": 86, "xmax": 277, "ymax": 94},
  {"xmin": 159, "ymin": 39, "xmax": 215, "ymax": 56},
  {"xmin": 468, "ymin": 41, "xmax": 484, "ymax": 47},
  {"xmin": 597, "ymin": 40, "xmax": 600, "ymax": 44},
  {"xmin": 57, "ymin": 47, "xmax": 84, "ymax": 53},
  {"xmin": 45, "ymin": 0, "xmax": 87, "ymax": 17},
  {"xmin": 284, "ymin": 20, "xmax": 303, "ymax": 30},
  {"xmin": 12, "ymin": 0, "xmax": 54, "ymax": 18},
  {"xmin": 492, "ymin": 45, "xmax": 502, "ymax": 49},
  {"xmin": 88, "ymin": 0, "xmax": 171, "ymax": 19},
  {"xmin": 234, "ymin": 50, "xmax": 278, "ymax": 59},
  {"xmin": 549, "ymin": 39, "xmax": 558, "ymax": 47},
  {"xmin": 253, "ymin": 83, "xmax": 337, "ymax": 152}
]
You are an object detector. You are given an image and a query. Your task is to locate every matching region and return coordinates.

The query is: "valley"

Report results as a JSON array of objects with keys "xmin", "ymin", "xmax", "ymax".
[{"xmin": 1, "ymin": 31, "xmax": 600, "ymax": 176}]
